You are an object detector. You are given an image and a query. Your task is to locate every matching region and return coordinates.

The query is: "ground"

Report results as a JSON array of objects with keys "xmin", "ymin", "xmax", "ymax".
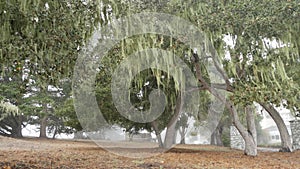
[{"xmin": 0, "ymin": 136, "xmax": 299, "ymax": 169}]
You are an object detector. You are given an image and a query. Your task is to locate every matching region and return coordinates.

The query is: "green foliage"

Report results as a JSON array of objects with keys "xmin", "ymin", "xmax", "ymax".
[
  {"xmin": 56, "ymin": 98, "xmax": 82, "ymax": 132},
  {"xmin": 94, "ymin": 30, "xmax": 210, "ymax": 133},
  {"xmin": 0, "ymin": 101, "xmax": 19, "ymax": 120},
  {"xmin": 221, "ymin": 129, "xmax": 230, "ymax": 147},
  {"xmin": 98, "ymin": 0, "xmax": 300, "ymax": 113},
  {"xmin": 0, "ymin": 0, "xmax": 101, "ymax": 85},
  {"xmin": 197, "ymin": 1, "xmax": 299, "ymax": 108},
  {"xmin": 1, "ymin": 0, "xmax": 299, "ymax": 137},
  {"xmin": 96, "ymin": 67, "xmax": 178, "ymax": 133},
  {"xmin": 0, "ymin": 0, "xmax": 107, "ymax": 136}
]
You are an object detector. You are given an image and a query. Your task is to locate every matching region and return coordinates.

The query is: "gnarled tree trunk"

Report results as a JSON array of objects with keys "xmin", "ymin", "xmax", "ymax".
[
  {"xmin": 260, "ymin": 103, "xmax": 293, "ymax": 152},
  {"xmin": 244, "ymin": 105, "xmax": 257, "ymax": 155},
  {"xmin": 210, "ymin": 123, "xmax": 223, "ymax": 146},
  {"xmin": 164, "ymin": 93, "xmax": 183, "ymax": 149},
  {"xmin": 192, "ymin": 52, "xmax": 257, "ymax": 156},
  {"xmin": 179, "ymin": 126, "xmax": 187, "ymax": 144},
  {"xmin": 11, "ymin": 115, "xmax": 23, "ymax": 138},
  {"xmin": 227, "ymin": 102, "xmax": 257, "ymax": 156},
  {"xmin": 151, "ymin": 120, "xmax": 164, "ymax": 148}
]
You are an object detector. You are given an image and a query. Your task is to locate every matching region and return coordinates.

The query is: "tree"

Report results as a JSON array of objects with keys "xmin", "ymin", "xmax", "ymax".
[
  {"xmin": 2, "ymin": 0, "xmax": 298, "ymax": 157},
  {"xmin": 179, "ymin": 0, "xmax": 299, "ymax": 155},
  {"xmin": 90, "ymin": 26, "xmax": 217, "ymax": 148},
  {"xmin": 0, "ymin": 0, "xmax": 101, "ymax": 79},
  {"xmin": 0, "ymin": 0, "xmax": 104, "ymax": 138},
  {"xmin": 260, "ymin": 103, "xmax": 293, "ymax": 152},
  {"xmin": 0, "ymin": 100, "xmax": 22, "ymax": 138},
  {"xmin": 147, "ymin": 0, "xmax": 298, "ymax": 155},
  {"xmin": 95, "ymin": 65, "xmax": 183, "ymax": 148},
  {"xmin": 0, "ymin": 69, "xmax": 26, "ymax": 138},
  {"xmin": 55, "ymin": 98, "xmax": 83, "ymax": 138},
  {"xmin": 88, "ymin": 0, "xmax": 300, "ymax": 155},
  {"xmin": 176, "ymin": 113, "xmax": 189, "ymax": 144},
  {"xmin": 210, "ymin": 109, "xmax": 231, "ymax": 146}
]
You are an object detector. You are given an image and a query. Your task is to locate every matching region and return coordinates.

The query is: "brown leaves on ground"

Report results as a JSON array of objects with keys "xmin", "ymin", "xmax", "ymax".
[{"xmin": 0, "ymin": 137, "xmax": 299, "ymax": 169}]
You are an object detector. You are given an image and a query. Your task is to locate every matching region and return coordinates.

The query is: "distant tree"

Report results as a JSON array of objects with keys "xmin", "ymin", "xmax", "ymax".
[
  {"xmin": 55, "ymin": 98, "xmax": 83, "ymax": 138},
  {"xmin": 176, "ymin": 113, "xmax": 189, "ymax": 144},
  {"xmin": 0, "ymin": 0, "xmax": 103, "ymax": 137},
  {"xmin": 0, "ymin": 69, "xmax": 26, "ymax": 138}
]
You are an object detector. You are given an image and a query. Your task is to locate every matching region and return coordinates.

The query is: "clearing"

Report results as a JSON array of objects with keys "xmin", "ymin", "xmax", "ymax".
[{"xmin": 0, "ymin": 136, "xmax": 299, "ymax": 169}]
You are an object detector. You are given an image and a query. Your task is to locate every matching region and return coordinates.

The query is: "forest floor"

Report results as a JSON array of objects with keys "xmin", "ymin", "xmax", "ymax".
[{"xmin": 0, "ymin": 136, "xmax": 299, "ymax": 169}]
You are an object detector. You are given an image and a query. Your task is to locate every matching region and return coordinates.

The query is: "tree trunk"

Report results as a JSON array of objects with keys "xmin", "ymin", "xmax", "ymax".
[
  {"xmin": 179, "ymin": 127, "xmax": 186, "ymax": 144},
  {"xmin": 164, "ymin": 93, "xmax": 183, "ymax": 149},
  {"xmin": 156, "ymin": 132, "xmax": 164, "ymax": 148},
  {"xmin": 246, "ymin": 106, "xmax": 257, "ymax": 145},
  {"xmin": 244, "ymin": 105, "xmax": 257, "ymax": 155},
  {"xmin": 200, "ymin": 78, "xmax": 257, "ymax": 155},
  {"xmin": 243, "ymin": 133, "xmax": 257, "ymax": 156},
  {"xmin": 225, "ymin": 101, "xmax": 257, "ymax": 156},
  {"xmin": 210, "ymin": 130, "xmax": 217, "ymax": 145},
  {"xmin": 164, "ymin": 123, "xmax": 176, "ymax": 148},
  {"xmin": 0, "ymin": 114, "xmax": 23, "ymax": 138},
  {"xmin": 260, "ymin": 103, "xmax": 293, "ymax": 152},
  {"xmin": 74, "ymin": 131, "xmax": 85, "ymax": 139},
  {"xmin": 11, "ymin": 115, "xmax": 23, "ymax": 138},
  {"xmin": 151, "ymin": 120, "xmax": 164, "ymax": 148},
  {"xmin": 39, "ymin": 116, "xmax": 48, "ymax": 138},
  {"xmin": 11, "ymin": 122, "xmax": 23, "ymax": 138},
  {"xmin": 52, "ymin": 126, "xmax": 58, "ymax": 139},
  {"xmin": 173, "ymin": 128, "xmax": 178, "ymax": 144},
  {"xmin": 210, "ymin": 124, "xmax": 223, "ymax": 146},
  {"xmin": 192, "ymin": 52, "xmax": 256, "ymax": 155}
]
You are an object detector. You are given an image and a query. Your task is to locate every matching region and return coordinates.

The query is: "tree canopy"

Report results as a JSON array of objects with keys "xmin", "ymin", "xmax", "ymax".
[{"xmin": 0, "ymin": 0, "xmax": 299, "ymax": 156}]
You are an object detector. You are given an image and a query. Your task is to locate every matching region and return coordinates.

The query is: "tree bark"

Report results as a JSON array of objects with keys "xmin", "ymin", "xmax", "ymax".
[
  {"xmin": 151, "ymin": 120, "xmax": 164, "ymax": 148},
  {"xmin": 52, "ymin": 126, "xmax": 58, "ymax": 139},
  {"xmin": 173, "ymin": 128, "xmax": 178, "ymax": 144},
  {"xmin": 39, "ymin": 116, "xmax": 48, "ymax": 138},
  {"xmin": 179, "ymin": 126, "xmax": 186, "ymax": 144},
  {"xmin": 192, "ymin": 53, "xmax": 257, "ymax": 156},
  {"xmin": 11, "ymin": 115, "xmax": 23, "ymax": 138},
  {"xmin": 164, "ymin": 122, "xmax": 176, "ymax": 148},
  {"xmin": 243, "ymin": 133, "xmax": 257, "ymax": 156},
  {"xmin": 244, "ymin": 105, "xmax": 257, "ymax": 155},
  {"xmin": 164, "ymin": 93, "xmax": 183, "ymax": 149},
  {"xmin": 210, "ymin": 124, "xmax": 223, "ymax": 146},
  {"xmin": 11, "ymin": 122, "xmax": 23, "ymax": 138},
  {"xmin": 260, "ymin": 103, "xmax": 293, "ymax": 152},
  {"xmin": 246, "ymin": 106, "xmax": 257, "ymax": 145},
  {"xmin": 229, "ymin": 103, "xmax": 257, "ymax": 156}
]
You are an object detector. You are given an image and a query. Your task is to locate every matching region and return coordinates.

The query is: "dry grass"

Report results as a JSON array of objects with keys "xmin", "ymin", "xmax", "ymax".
[{"xmin": 0, "ymin": 137, "xmax": 299, "ymax": 169}]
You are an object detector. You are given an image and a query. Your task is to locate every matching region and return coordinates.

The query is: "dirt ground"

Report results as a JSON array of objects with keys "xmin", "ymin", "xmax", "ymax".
[{"xmin": 0, "ymin": 136, "xmax": 299, "ymax": 169}]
